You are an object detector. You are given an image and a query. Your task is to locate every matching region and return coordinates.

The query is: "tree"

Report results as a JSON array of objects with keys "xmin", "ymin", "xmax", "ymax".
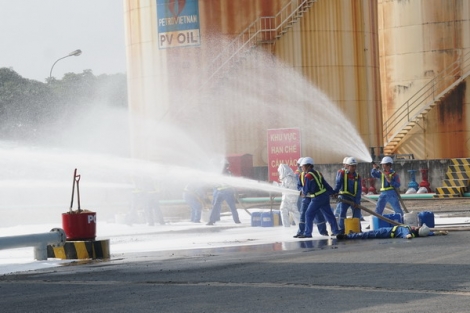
[{"xmin": 0, "ymin": 68, "xmax": 128, "ymax": 143}]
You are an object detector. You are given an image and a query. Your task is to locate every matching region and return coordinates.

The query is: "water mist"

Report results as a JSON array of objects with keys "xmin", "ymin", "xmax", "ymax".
[{"xmin": 0, "ymin": 42, "xmax": 372, "ymax": 227}]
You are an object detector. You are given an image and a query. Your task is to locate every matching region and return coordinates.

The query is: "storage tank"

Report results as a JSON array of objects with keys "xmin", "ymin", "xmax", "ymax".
[
  {"xmin": 273, "ymin": 0, "xmax": 382, "ymax": 162},
  {"xmin": 124, "ymin": 0, "xmax": 381, "ymax": 167},
  {"xmin": 378, "ymin": 0, "xmax": 470, "ymax": 158}
]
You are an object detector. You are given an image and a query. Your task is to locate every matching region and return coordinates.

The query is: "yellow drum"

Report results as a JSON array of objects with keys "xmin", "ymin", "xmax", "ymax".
[{"xmin": 345, "ymin": 218, "xmax": 361, "ymax": 234}]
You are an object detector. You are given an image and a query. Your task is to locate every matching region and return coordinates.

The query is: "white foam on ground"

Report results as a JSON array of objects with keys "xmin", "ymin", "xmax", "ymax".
[{"xmin": 0, "ymin": 210, "xmax": 467, "ymax": 275}]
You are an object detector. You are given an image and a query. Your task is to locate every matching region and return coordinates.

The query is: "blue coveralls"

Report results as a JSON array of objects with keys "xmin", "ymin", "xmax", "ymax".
[
  {"xmin": 333, "ymin": 168, "xmax": 346, "ymax": 219},
  {"xmin": 296, "ymin": 172, "xmax": 328, "ymax": 236},
  {"xmin": 208, "ymin": 185, "xmax": 241, "ymax": 224},
  {"xmin": 334, "ymin": 169, "xmax": 362, "ymax": 233},
  {"xmin": 371, "ymin": 168, "xmax": 403, "ymax": 216},
  {"xmin": 144, "ymin": 181, "xmax": 165, "ymax": 226},
  {"xmin": 345, "ymin": 225, "xmax": 422, "ymax": 239},
  {"xmin": 302, "ymin": 169, "xmax": 339, "ymax": 237},
  {"xmin": 183, "ymin": 184, "xmax": 206, "ymax": 223}
]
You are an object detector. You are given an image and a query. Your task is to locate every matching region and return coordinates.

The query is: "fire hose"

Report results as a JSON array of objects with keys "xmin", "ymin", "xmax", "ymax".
[
  {"xmin": 338, "ymin": 198, "xmax": 470, "ymax": 232},
  {"xmin": 337, "ymin": 197, "xmax": 402, "ymax": 226}
]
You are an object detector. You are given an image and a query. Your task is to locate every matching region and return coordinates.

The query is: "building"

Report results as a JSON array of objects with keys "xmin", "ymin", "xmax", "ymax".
[{"xmin": 124, "ymin": 0, "xmax": 470, "ymax": 171}]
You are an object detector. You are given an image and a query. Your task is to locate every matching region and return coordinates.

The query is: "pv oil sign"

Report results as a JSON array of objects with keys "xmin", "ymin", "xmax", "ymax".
[{"xmin": 157, "ymin": 0, "xmax": 201, "ymax": 49}]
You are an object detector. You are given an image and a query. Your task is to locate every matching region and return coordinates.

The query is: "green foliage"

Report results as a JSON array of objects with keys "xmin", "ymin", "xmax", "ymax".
[{"xmin": 0, "ymin": 68, "xmax": 127, "ymax": 142}]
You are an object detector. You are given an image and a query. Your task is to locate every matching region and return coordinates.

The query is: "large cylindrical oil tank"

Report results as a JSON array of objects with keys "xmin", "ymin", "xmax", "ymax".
[
  {"xmin": 378, "ymin": 0, "xmax": 470, "ymax": 159},
  {"xmin": 124, "ymin": 0, "xmax": 381, "ymax": 166},
  {"xmin": 124, "ymin": 0, "xmax": 289, "ymax": 163},
  {"xmin": 273, "ymin": 0, "xmax": 382, "ymax": 162}
]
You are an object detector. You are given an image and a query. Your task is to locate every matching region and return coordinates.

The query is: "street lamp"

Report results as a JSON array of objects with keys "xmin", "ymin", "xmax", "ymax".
[{"xmin": 49, "ymin": 49, "xmax": 82, "ymax": 80}]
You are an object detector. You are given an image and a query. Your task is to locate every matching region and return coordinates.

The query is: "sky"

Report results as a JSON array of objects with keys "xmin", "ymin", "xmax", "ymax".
[{"xmin": 0, "ymin": 0, "xmax": 127, "ymax": 82}]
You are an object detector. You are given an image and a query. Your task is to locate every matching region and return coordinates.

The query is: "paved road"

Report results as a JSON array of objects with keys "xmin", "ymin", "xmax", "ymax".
[{"xmin": 1, "ymin": 229, "xmax": 469, "ymax": 313}]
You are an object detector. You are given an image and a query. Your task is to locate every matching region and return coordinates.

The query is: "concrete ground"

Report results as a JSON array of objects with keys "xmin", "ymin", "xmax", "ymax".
[{"xmin": 1, "ymin": 198, "xmax": 470, "ymax": 313}]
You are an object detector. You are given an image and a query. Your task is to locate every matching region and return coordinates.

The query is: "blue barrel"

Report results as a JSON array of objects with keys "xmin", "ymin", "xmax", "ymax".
[
  {"xmin": 372, "ymin": 213, "xmax": 403, "ymax": 230},
  {"xmin": 251, "ymin": 212, "xmax": 262, "ymax": 227},
  {"xmin": 418, "ymin": 211, "xmax": 435, "ymax": 228},
  {"xmin": 261, "ymin": 211, "xmax": 274, "ymax": 227},
  {"xmin": 372, "ymin": 216, "xmax": 388, "ymax": 230},
  {"xmin": 384, "ymin": 213, "xmax": 403, "ymax": 224}
]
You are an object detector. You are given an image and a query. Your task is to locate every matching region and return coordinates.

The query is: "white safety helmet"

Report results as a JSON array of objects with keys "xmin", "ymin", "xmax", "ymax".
[
  {"xmin": 342, "ymin": 157, "xmax": 349, "ymax": 164},
  {"xmin": 297, "ymin": 157, "xmax": 304, "ymax": 165},
  {"xmin": 380, "ymin": 156, "xmax": 394, "ymax": 164},
  {"xmin": 300, "ymin": 157, "xmax": 314, "ymax": 166},
  {"xmin": 346, "ymin": 157, "xmax": 357, "ymax": 166},
  {"xmin": 418, "ymin": 223, "xmax": 431, "ymax": 237}
]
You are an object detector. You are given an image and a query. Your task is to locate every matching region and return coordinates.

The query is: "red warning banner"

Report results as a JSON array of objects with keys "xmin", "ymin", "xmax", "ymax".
[{"xmin": 267, "ymin": 128, "xmax": 301, "ymax": 182}]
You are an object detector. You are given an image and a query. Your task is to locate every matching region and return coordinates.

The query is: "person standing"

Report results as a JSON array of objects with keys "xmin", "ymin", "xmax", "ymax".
[
  {"xmin": 277, "ymin": 164, "xmax": 300, "ymax": 227},
  {"xmin": 145, "ymin": 178, "xmax": 165, "ymax": 226},
  {"xmin": 297, "ymin": 157, "xmax": 339, "ymax": 238},
  {"xmin": 183, "ymin": 183, "xmax": 207, "ymax": 223},
  {"xmin": 294, "ymin": 159, "xmax": 329, "ymax": 237},
  {"xmin": 371, "ymin": 156, "xmax": 403, "ymax": 216},
  {"xmin": 333, "ymin": 157, "xmax": 362, "ymax": 233},
  {"xmin": 207, "ymin": 160, "xmax": 241, "ymax": 225},
  {"xmin": 334, "ymin": 156, "xmax": 350, "ymax": 219}
]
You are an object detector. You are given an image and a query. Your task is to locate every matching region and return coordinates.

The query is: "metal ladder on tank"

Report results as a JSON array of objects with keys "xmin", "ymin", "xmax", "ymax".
[
  {"xmin": 199, "ymin": 0, "xmax": 317, "ymax": 91},
  {"xmin": 383, "ymin": 50, "xmax": 470, "ymax": 155}
]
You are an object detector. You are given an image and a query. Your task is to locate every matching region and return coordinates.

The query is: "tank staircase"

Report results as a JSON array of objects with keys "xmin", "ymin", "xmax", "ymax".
[
  {"xmin": 199, "ymin": 0, "xmax": 317, "ymax": 91},
  {"xmin": 383, "ymin": 50, "xmax": 470, "ymax": 155},
  {"xmin": 434, "ymin": 158, "xmax": 470, "ymax": 198}
]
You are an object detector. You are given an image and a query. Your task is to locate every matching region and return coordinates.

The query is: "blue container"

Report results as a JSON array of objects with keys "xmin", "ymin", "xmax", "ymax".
[
  {"xmin": 418, "ymin": 211, "xmax": 435, "ymax": 228},
  {"xmin": 385, "ymin": 213, "xmax": 403, "ymax": 224},
  {"xmin": 371, "ymin": 216, "xmax": 387, "ymax": 230},
  {"xmin": 261, "ymin": 211, "xmax": 274, "ymax": 227},
  {"xmin": 251, "ymin": 212, "xmax": 262, "ymax": 227},
  {"xmin": 372, "ymin": 213, "xmax": 403, "ymax": 230}
]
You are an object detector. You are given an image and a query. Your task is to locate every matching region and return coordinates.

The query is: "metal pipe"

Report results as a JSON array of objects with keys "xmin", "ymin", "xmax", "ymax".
[
  {"xmin": 0, "ymin": 228, "xmax": 66, "ymax": 261},
  {"xmin": 366, "ymin": 193, "xmax": 435, "ymax": 200}
]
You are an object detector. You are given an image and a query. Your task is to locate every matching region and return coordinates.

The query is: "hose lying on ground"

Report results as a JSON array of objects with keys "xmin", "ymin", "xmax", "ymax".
[{"xmin": 338, "ymin": 197, "xmax": 469, "ymax": 233}]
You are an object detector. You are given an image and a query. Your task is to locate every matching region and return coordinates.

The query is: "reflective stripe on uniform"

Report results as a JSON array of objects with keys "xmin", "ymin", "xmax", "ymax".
[
  {"xmin": 305, "ymin": 170, "xmax": 327, "ymax": 198},
  {"xmin": 339, "ymin": 171, "xmax": 359, "ymax": 197},
  {"xmin": 380, "ymin": 171, "xmax": 395, "ymax": 191},
  {"xmin": 390, "ymin": 225, "xmax": 414, "ymax": 238}
]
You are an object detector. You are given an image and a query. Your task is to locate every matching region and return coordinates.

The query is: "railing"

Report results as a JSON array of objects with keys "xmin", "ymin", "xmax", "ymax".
[
  {"xmin": 383, "ymin": 50, "xmax": 470, "ymax": 145},
  {"xmin": 0, "ymin": 228, "xmax": 66, "ymax": 260},
  {"xmin": 200, "ymin": 0, "xmax": 316, "ymax": 90},
  {"xmin": 262, "ymin": 0, "xmax": 316, "ymax": 41}
]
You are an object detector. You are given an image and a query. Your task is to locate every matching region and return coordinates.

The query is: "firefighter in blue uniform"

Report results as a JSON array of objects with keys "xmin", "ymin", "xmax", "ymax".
[
  {"xmin": 206, "ymin": 160, "xmax": 241, "ymax": 225},
  {"xmin": 334, "ymin": 156, "xmax": 350, "ymax": 219},
  {"xmin": 183, "ymin": 183, "xmax": 207, "ymax": 223},
  {"xmin": 294, "ymin": 158, "xmax": 329, "ymax": 237},
  {"xmin": 296, "ymin": 157, "xmax": 339, "ymax": 238},
  {"xmin": 333, "ymin": 157, "xmax": 362, "ymax": 233},
  {"xmin": 145, "ymin": 178, "xmax": 165, "ymax": 226},
  {"xmin": 371, "ymin": 156, "xmax": 403, "ymax": 216},
  {"xmin": 336, "ymin": 223, "xmax": 442, "ymax": 240}
]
